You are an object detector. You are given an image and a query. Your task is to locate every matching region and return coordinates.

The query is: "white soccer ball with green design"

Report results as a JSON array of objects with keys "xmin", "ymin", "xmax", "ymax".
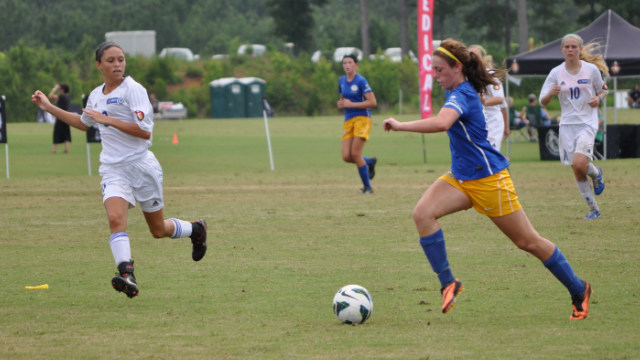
[{"xmin": 332, "ymin": 284, "xmax": 373, "ymax": 324}]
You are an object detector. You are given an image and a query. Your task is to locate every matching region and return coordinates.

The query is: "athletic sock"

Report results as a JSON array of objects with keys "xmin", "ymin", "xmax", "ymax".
[
  {"xmin": 358, "ymin": 165, "xmax": 371, "ymax": 189},
  {"xmin": 363, "ymin": 156, "xmax": 373, "ymax": 166},
  {"xmin": 419, "ymin": 229, "xmax": 455, "ymax": 288},
  {"xmin": 169, "ymin": 218, "xmax": 193, "ymax": 238},
  {"xmin": 109, "ymin": 232, "xmax": 131, "ymax": 266},
  {"xmin": 576, "ymin": 179, "xmax": 598, "ymax": 211},
  {"xmin": 586, "ymin": 162, "xmax": 599, "ymax": 180},
  {"xmin": 543, "ymin": 246, "xmax": 586, "ymax": 297}
]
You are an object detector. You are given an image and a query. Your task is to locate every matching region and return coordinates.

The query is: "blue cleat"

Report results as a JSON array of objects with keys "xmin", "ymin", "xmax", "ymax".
[
  {"xmin": 593, "ymin": 166, "xmax": 605, "ymax": 195},
  {"xmin": 583, "ymin": 209, "xmax": 601, "ymax": 220}
]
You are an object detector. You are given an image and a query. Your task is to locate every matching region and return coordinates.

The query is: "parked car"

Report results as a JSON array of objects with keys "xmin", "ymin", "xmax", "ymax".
[
  {"xmin": 238, "ymin": 44, "xmax": 267, "ymax": 57},
  {"xmin": 369, "ymin": 48, "xmax": 418, "ymax": 63},
  {"xmin": 332, "ymin": 47, "xmax": 363, "ymax": 62},
  {"xmin": 159, "ymin": 47, "xmax": 198, "ymax": 61}
]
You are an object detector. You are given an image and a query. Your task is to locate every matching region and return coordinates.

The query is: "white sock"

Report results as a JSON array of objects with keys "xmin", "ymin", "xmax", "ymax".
[
  {"xmin": 169, "ymin": 218, "xmax": 193, "ymax": 238},
  {"xmin": 586, "ymin": 163, "xmax": 599, "ymax": 180},
  {"xmin": 109, "ymin": 232, "xmax": 131, "ymax": 266},
  {"xmin": 576, "ymin": 179, "xmax": 598, "ymax": 211}
]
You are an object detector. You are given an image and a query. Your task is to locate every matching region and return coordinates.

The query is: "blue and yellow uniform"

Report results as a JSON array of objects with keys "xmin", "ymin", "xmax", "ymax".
[
  {"xmin": 339, "ymin": 74, "xmax": 372, "ymax": 141},
  {"xmin": 438, "ymin": 81, "xmax": 521, "ymax": 217}
]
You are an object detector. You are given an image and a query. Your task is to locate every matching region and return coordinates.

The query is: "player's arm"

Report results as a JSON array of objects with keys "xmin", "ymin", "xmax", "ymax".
[
  {"xmin": 339, "ymin": 91, "xmax": 377, "ymax": 110},
  {"xmin": 383, "ymin": 107, "xmax": 459, "ymax": 134},
  {"xmin": 31, "ymin": 90, "xmax": 88, "ymax": 131},
  {"xmin": 82, "ymin": 108, "xmax": 151, "ymax": 140},
  {"xmin": 483, "ymin": 96, "xmax": 505, "ymax": 106},
  {"xmin": 501, "ymin": 107, "xmax": 510, "ymax": 136}
]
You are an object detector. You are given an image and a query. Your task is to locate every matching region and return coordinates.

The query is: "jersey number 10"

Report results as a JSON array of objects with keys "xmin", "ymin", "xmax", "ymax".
[{"xmin": 569, "ymin": 87, "xmax": 580, "ymax": 100}]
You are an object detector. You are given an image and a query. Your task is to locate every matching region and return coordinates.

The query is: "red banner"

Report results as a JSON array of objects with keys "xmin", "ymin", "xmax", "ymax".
[{"xmin": 418, "ymin": 0, "xmax": 434, "ymax": 119}]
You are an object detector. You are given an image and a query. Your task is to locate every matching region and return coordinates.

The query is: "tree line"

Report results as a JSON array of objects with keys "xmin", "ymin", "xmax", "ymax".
[{"xmin": 1, "ymin": 0, "xmax": 638, "ymax": 122}]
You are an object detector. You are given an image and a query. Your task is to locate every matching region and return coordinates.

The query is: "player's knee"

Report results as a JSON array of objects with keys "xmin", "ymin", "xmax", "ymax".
[
  {"xmin": 413, "ymin": 208, "xmax": 435, "ymax": 227},
  {"xmin": 342, "ymin": 154, "xmax": 353, "ymax": 163}
]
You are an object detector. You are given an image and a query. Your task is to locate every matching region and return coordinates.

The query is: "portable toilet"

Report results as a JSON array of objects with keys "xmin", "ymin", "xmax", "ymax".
[
  {"xmin": 238, "ymin": 77, "xmax": 266, "ymax": 118},
  {"xmin": 210, "ymin": 77, "xmax": 245, "ymax": 118}
]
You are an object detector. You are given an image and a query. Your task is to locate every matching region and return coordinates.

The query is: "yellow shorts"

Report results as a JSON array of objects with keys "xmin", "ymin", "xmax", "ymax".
[
  {"xmin": 342, "ymin": 116, "xmax": 372, "ymax": 141},
  {"xmin": 439, "ymin": 169, "xmax": 522, "ymax": 217}
]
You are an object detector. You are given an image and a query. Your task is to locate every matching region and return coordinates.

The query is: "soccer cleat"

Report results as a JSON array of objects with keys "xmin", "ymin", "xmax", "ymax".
[
  {"xmin": 360, "ymin": 187, "xmax": 374, "ymax": 194},
  {"xmin": 368, "ymin": 157, "xmax": 377, "ymax": 180},
  {"xmin": 583, "ymin": 209, "xmax": 601, "ymax": 220},
  {"xmin": 111, "ymin": 261, "xmax": 138, "ymax": 298},
  {"xmin": 441, "ymin": 278, "xmax": 464, "ymax": 314},
  {"xmin": 570, "ymin": 282, "xmax": 592, "ymax": 320},
  {"xmin": 190, "ymin": 219, "xmax": 208, "ymax": 261},
  {"xmin": 593, "ymin": 166, "xmax": 605, "ymax": 195}
]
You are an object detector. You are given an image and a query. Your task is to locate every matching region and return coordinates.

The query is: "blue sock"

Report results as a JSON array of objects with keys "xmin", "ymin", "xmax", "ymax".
[
  {"xmin": 419, "ymin": 229, "xmax": 455, "ymax": 288},
  {"xmin": 543, "ymin": 247, "xmax": 585, "ymax": 297},
  {"xmin": 358, "ymin": 165, "xmax": 371, "ymax": 189},
  {"xmin": 363, "ymin": 156, "xmax": 373, "ymax": 166}
]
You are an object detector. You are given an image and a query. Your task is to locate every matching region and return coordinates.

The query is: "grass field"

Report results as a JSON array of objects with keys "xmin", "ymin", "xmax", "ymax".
[{"xmin": 1, "ymin": 113, "xmax": 639, "ymax": 359}]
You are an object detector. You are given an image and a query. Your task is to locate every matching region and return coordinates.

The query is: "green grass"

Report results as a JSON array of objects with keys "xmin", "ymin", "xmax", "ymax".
[{"xmin": 1, "ymin": 113, "xmax": 639, "ymax": 359}]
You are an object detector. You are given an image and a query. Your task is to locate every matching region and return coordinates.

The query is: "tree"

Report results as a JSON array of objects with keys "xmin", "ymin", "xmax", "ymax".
[
  {"xmin": 360, "ymin": 0, "xmax": 370, "ymax": 56},
  {"xmin": 265, "ymin": 0, "xmax": 328, "ymax": 54},
  {"xmin": 517, "ymin": 0, "xmax": 528, "ymax": 53},
  {"xmin": 400, "ymin": 0, "xmax": 409, "ymax": 57}
]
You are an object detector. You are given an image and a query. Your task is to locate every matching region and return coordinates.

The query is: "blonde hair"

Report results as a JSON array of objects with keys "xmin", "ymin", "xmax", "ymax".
[
  {"xmin": 562, "ymin": 34, "xmax": 610, "ymax": 77},
  {"xmin": 469, "ymin": 44, "xmax": 494, "ymax": 69}
]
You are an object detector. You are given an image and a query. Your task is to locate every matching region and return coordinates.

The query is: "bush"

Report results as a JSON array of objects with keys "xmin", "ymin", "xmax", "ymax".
[{"xmin": 3, "ymin": 44, "xmax": 432, "ymax": 122}]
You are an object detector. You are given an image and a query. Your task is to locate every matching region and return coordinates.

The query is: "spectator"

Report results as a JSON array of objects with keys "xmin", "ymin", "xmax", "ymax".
[
  {"xmin": 508, "ymin": 96, "xmax": 534, "ymax": 139},
  {"xmin": 49, "ymin": 83, "xmax": 71, "ymax": 153},
  {"xmin": 525, "ymin": 93, "xmax": 551, "ymax": 127},
  {"xmin": 149, "ymin": 93, "xmax": 159, "ymax": 113},
  {"xmin": 627, "ymin": 84, "xmax": 640, "ymax": 108}
]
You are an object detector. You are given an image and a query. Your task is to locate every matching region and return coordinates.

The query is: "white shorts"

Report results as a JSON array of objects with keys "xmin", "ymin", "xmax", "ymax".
[
  {"xmin": 99, "ymin": 151, "xmax": 164, "ymax": 213},
  {"xmin": 559, "ymin": 124, "xmax": 596, "ymax": 165}
]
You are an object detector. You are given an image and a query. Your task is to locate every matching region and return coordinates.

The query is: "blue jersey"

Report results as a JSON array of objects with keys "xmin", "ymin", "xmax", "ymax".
[
  {"xmin": 338, "ymin": 74, "xmax": 372, "ymax": 120},
  {"xmin": 444, "ymin": 81, "xmax": 509, "ymax": 180}
]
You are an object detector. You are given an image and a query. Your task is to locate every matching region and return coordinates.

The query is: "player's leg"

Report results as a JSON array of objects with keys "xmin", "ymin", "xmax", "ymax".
[
  {"xmin": 353, "ymin": 116, "xmax": 377, "ymax": 180},
  {"xmin": 491, "ymin": 210, "xmax": 591, "ymax": 319},
  {"xmin": 135, "ymin": 151, "xmax": 208, "ymax": 261},
  {"xmin": 142, "ymin": 208, "xmax": 208, "ymax": 262},
  {"xmin": 414, "ymin": 178, "xmax": 472, "ymax": 313},
  {"xmin": 573, "ymin": 153, "xmax": 600, "ymax": 219},
  {"xmin": 350, "ymin": 136, "xmax": 372, "ymax": 193},
  {"xmin": 104, "ymin": 196, "xmax": 138, "ymax": 298},
  {"xmin": 561, "ymin": 126, "xmax": 600, "ymax": 219},
  {"xmin": 341, "ymin": 137, "xmax": 355, "ymax": 163}
]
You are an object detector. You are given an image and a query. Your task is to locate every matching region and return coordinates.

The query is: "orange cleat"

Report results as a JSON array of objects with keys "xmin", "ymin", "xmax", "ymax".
[{"xmin": 441, "ymin": 278, "xmax": 464, "ymax": 314}]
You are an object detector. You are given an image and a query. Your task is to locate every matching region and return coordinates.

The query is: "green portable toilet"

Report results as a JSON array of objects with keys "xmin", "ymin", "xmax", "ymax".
[
  {"xmin": 239, "ymin": 77, "xmax": 266, "ymax": 118},
  {"xmin": 210, "ymin": 77, "xmax": 246, "ymax": 118}
]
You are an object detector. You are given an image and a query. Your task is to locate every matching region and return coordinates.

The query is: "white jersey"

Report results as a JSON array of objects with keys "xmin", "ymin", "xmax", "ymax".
[
  {"xmin": 540, "ymin": 60, "xmax": 605, "ymax": 131},
  {"xmin": 81, "ymin": 76, "xmax": 154, "ymax": 165},
  {"xmin": 483, "ymin": 75, "xmax": 507, "ymax": 151},
  {"xmin": 483, "ymin": 77, "xmax": 507, "ymax": 127}
]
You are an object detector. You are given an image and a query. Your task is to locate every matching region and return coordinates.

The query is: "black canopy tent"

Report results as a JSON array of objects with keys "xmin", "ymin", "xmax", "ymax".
[
  {"xmin": 504, "ymin": 10, "xmax": 640, "ymax": 159},
  {"xmin": 506, "ymin": 10, "xmax": 640, "ymax": 78}
]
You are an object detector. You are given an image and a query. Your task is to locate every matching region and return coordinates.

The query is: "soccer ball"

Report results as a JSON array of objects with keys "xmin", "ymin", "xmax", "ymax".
[{"xmin": 332, "ymin": 284, "xmax": 373, "ymax": 324}]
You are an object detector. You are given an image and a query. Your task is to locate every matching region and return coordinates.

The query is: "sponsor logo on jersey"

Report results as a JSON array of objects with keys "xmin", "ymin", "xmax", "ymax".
[
  {"xmin": 351, "ymin": 84, "xmax": 358, "ymax": 92},
  {"xmin": 560, "ymin": 81, "xmax": 566, "ymax": 86},
  {"xmin": 107, "ymin": 97, "xmax": 125, "ymax": 105},
  {"xmin": 493, "ymin": 84, "xmax": 500, "ymax": 90},
  {"xmin": 577, "ymin": 79, "xmax": 590, "ymax": 84},
  {"xmin": 135, "ymin": 111, "xmax": 145, "ymax": 121}
]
